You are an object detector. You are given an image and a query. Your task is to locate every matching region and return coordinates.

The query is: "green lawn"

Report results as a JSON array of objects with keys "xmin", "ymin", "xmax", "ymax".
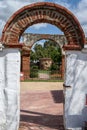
[
  {"xmin": 38, "ymin": 70, "xmax": 51, "ymax": 74},
  {"xmin": 22, "ymin": 79, "xmax": 64, "ymax": 82}
]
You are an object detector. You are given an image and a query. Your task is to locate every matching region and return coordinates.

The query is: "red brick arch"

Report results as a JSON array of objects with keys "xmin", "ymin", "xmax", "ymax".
[{"xmin": 1, "ymin": 2, "xmax": 85, "ymax": 50}]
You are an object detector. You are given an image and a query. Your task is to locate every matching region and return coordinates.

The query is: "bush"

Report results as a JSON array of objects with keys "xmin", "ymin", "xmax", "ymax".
[
  {"xmin": 30, "ymin": 65, "xmax": 38, "ymax": 78},
  {"xmin": 50, "ymin": 63, "xmax": 59, "ymax": 71}
]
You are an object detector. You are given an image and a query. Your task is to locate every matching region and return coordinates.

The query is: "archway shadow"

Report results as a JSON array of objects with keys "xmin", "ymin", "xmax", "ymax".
[
  {"xmin": 20, "ymin": 110, "xmax": 64, "ymax": 129},
  {"xmin": 51, "ymin": 90, "xmax": 64, "ymax": 103}
]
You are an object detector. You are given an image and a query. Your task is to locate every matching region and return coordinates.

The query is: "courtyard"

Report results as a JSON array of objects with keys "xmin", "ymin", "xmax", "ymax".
[{"xmin": 19, "ymin": 82, "xmax": 64, "ymax": 130}]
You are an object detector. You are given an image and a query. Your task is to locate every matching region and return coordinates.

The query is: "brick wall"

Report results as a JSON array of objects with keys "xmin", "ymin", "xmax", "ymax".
[{"xmin": 21, "ymin": 54, "xmax": 30, "ymax": 79}]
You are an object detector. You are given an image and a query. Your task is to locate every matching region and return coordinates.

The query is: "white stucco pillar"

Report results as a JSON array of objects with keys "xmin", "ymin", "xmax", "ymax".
[
  {"xmin": 0, "ymin": 51, "xmax": 6, "ymax": 130},
  {"xmin": 64, "ymin": 51, "xmax": 87, "ymax": 130},
  {"xmin": 0, "ymin": 48, "xmax": 20, "ymax": 130},
  {"xmin": 5, "ymin": 49, "xmax": 20, "ymax": 130}
]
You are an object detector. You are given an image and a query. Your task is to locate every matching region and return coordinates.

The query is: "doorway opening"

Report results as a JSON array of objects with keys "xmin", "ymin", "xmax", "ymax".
[{"xmin": 20, "ymin": 23, "xmax": 65, "ymax": 129}]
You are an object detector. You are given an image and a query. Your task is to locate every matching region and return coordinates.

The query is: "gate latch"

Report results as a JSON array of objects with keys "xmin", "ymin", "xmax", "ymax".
[{"xmin": 63, "ymin": 84, "xmax": 71, "ymax": 88}]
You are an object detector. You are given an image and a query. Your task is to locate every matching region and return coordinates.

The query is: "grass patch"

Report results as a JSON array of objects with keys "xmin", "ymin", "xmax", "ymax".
[
  {"xmin": 38, "ymin": 70, "xmax": 50, "ymax": 74},
  {"xmin": 21, "ymin": 79, "xmax": 64, "ymax": 82}
]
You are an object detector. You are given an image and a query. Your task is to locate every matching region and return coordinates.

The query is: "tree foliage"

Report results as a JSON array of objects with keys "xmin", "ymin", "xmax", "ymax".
[{"xmin": 30, "ymin": 40, "xmax": 62, "ymax": 64}]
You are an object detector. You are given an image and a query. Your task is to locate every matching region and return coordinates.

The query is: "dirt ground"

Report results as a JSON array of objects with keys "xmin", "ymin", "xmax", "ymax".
[
  {"xmin": 19, "ymin": 82, "xmax": 64, "ymax": 130},
  {"xmin": 20, "ymin": 82, "xmax": 63, "ymax": 91}
]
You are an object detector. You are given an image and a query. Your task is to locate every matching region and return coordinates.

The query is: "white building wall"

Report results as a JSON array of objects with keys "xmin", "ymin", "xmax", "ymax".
[
  {"xmin": 1, "ymin": 49, "xmax": 87, "ymax": 130},
  {"xmin": 0, "ymin": 51, "xmax": 6, "ymax": 130},
  {"xmin": 64, "ymin": 51, "xmax": 87, "ymax": 130},
  {"xmin": 0, "ymin": 49, "xmax": 20, "ymax": 130}
]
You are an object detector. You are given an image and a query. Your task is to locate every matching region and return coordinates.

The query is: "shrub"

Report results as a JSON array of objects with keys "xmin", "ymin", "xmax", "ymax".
[
  {"xmin": 50, "ymin": 63, "xmax": 59, "ymax": 71},
  {"xmin": 30, "ymin": 65, "xmax": 38, "ymax": 78}
]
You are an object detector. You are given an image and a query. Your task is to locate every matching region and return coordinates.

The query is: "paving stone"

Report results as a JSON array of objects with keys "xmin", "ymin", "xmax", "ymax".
[{"xmin": 19, "ymin": 89, "xmax": 64, "ymax": 130}]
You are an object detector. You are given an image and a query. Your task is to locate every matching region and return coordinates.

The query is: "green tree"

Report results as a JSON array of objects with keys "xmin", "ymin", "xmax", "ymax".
[
  {"xmin": 43, "ymin": 40, "xmax": 62, "ymax": 63},
  {"xmin": 30, "ymin": 50, "xmax": 36, "ymax": 61},
  {"xmin": 34, "ymin": 44, "xmax": 44, "ymax": 60},
  {"xmin": 30, "ymin": 40, "xmax": 62, "ymax": 68}
]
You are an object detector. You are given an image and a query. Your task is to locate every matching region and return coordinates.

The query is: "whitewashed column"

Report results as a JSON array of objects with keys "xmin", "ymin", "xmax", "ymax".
[
  {"xmin": 64, "ymin": 51, "xmax": 87, "ymax": 130},
  {"xmin": 4, "ymin": 49, "xmax": 20, "ymax": 130},
  {"xmin": 0, "ymin": 51, "xmax": 6, "ymax": 130}
]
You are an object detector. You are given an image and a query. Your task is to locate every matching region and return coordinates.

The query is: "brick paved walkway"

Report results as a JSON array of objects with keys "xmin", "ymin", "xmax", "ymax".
[{"xmin": 19, "ymin": 83, "xmax": 64, "ymax": 130}]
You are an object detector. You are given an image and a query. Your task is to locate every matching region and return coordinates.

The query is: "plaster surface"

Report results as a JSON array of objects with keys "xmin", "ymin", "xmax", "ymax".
[
  {"xmin": 0, "ymin": 49, "xmax": 20, "ymax": 130},
  {"xmin": 64, "ymin": 51, "xmax": 87, "ymax": 130}
]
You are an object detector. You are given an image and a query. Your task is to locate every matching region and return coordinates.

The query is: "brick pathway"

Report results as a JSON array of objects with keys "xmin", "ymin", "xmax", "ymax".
[{"xmin": 19, "ymin": 83, "xmax": 64, "ymax": 130}]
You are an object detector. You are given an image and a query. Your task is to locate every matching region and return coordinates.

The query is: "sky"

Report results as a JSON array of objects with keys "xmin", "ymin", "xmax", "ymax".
[{"xmin": 0, "ymin": 0, "xmax": 87, "ymax": 40}]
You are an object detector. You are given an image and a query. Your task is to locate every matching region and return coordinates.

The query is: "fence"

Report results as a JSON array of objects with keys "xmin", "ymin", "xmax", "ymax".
[{"xmin": 29, "ymin": 69, "xmax": 63, "ymax": 81}]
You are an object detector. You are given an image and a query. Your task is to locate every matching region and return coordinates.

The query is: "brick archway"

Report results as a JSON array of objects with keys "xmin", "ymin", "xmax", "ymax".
[
  {"xmin": 1, "ymin": 2, "xmax": 85, "ymax": 50},
  {"xmin": 21, "ymin": 33, "xmax": 66, "ymax": 79},
  {"xmin": 0, "ymin": 2, "xmax": 86, "ymax": 130},
  {"xmin": 22, "ymin": 33, "xmax": 67, "ymax": 50}
]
